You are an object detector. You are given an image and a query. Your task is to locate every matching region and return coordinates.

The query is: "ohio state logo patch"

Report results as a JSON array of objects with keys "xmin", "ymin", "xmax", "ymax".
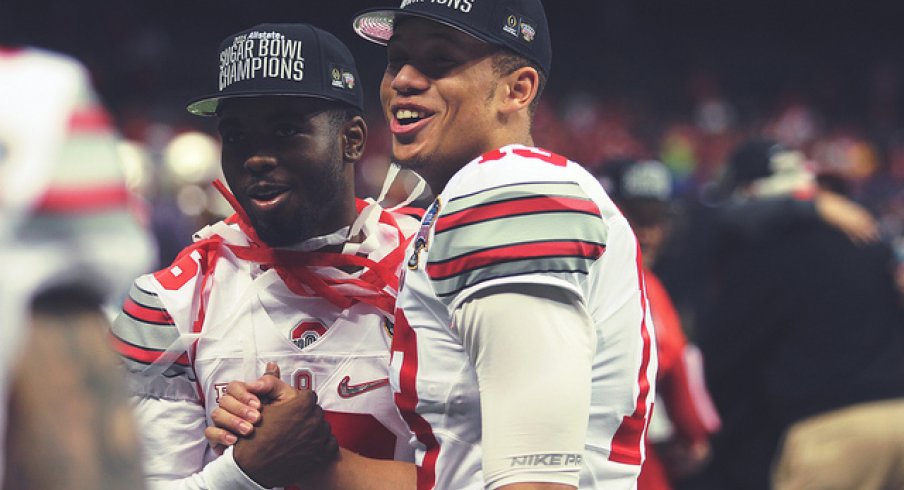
[{"xmin": 290, "ymin": 320, "xmax": 327, "ymax": 349}]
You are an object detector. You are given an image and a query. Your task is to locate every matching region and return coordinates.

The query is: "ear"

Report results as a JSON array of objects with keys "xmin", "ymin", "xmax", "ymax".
[
  {"xmin": 342, "ymin": 115, "xmax": 367, "ymax": 163},
  {"xmin": 499, "ymin": 66, "xmax": 539, "ymax": 115}
]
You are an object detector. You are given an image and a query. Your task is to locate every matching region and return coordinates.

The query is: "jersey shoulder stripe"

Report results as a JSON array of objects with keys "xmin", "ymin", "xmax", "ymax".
[
  {"xmin": 121, "ymin": 296, "xmax": 175, "ymax": 325},
  {"xmin": 129, "ymin": 280, "xmax": 160, "ymax": 306},
  {"xmin": 427, "ymin": 242, "xmax": 605, "ymax": 299},
  {"xmin": 111, "ymin": 277, "xmax": 192, "ymax": 377},
  {"xmin": 428, "ymin": 241, "xmax": 605, "ymax": 281},
  {"xmin": 427, "ymin": 181, "xmax": 607, "ymax": 299},
  {"xmin": 436, "ymin": 193, "xmax": 601, "ymax": 234},
  {"xmin": 109, "ymin": 332, "xmax": 190, "ymax": 368},
  {"xmin": 441, "ymin": 180, "xmax": 596, "ymax": 216}
]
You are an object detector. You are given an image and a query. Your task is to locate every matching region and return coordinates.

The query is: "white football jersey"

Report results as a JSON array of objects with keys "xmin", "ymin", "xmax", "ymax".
[
  {"xmin": 0, "ymin": 47, "xmax": 154, "ymax": 483},
  {"xmin": 391, "ymin": 145, "xmax": 658, "ymax": 489},
  {"xmin": 113, "ymin": 206, "xmax": 419, "ymax": 488}
]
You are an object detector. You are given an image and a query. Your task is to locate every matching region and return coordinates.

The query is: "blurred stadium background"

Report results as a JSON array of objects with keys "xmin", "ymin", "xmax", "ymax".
[{"xmin": 3, "ymin": 0, "xmax": 902, "ymax": 272}]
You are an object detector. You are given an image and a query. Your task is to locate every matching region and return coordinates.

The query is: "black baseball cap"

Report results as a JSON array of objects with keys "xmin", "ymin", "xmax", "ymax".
[
  {"xmin": 187, "ymin": 23, "xmax": 364, "ymax": 116},
  {"xmin": 598, "ymin": 159, "xmax": 673, "ymax": 203},
  {"xmin": 597, "ymin": 158, "xmax": 674, "ymax": 225},
  {"xmin": 722, "ymin": 139, "xmax": 786, "ymax": 192},
  {"xmin": 352, "ymin": 0, "xmax": 552, "ymax": 75}
]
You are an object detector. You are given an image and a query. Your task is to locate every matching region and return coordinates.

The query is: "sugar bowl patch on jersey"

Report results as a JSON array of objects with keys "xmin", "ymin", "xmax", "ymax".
[{"xmin": 407, "ymin": 199, "xmax": 441, "ymax": 270}]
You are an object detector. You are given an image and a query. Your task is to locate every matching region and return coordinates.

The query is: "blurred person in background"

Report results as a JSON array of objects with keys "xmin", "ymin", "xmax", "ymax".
[
  {"xmin": 655, "ymin": 139, "xmax": 882, "ymax": 341},
  {"xmin": 596, "ymin": 159, "xmax": 721, "ymax": 490},
  {"xmin": 0, "ymin": 47, "xmax": 155, "ymax": 488},
  {"xmin": 697, "ymin": 139, "xmax": 904, "ymax": 490}
]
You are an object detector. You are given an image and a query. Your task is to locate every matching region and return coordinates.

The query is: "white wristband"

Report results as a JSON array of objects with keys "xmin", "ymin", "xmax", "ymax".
[{"xmin": 204, "ymin": 446, "xmax": 270, "ymax": 490}]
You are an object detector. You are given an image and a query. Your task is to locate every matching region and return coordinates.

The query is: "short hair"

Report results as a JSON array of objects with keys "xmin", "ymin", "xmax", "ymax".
[{"xmin": 491, "ymin": 49, "xmax": 547, "ymax": 116}]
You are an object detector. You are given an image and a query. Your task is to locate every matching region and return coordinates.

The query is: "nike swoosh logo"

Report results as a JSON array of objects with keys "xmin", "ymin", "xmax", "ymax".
[{"xmin": 337, "ymin": 375, "xmax": 390, "ymax": 398}]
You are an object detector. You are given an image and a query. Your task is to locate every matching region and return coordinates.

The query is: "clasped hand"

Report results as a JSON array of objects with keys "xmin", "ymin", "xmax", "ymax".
[{"xmin": 205, "ymin": 362, "xmax": 339, "ymax": 488}]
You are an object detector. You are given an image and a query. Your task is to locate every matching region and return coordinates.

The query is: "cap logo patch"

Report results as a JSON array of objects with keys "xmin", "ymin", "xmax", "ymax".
[
  {"xmin": 503, "ymin": 14, "xmax": 519, "ymax": 37},
  {"xmin": 520, "ymin": 20, "xmax": 536, "ymax": 42},
  {"xmin": 218, "ymin": 31, "xmax": 305, "ymax": 91},
  {"xmin": 329, "ymin": 64, "xmax": 356, "ymax": 91},
  {"xmin": 502, "ymin": 12, "xmax": 537, "ymax": 44},
  {"xmin": 400, "ymin": 0, "xmax": 474, "ymax": 14}
]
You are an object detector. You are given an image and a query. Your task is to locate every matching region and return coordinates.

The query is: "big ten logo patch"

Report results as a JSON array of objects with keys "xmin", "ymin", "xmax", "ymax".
[{"xmin": 289, "ymin": 320, "xmax": 327, "ymax": 349}]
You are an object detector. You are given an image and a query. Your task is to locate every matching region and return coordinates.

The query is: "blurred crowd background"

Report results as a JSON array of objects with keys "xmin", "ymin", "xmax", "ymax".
[
  {"xmin": 5, "ymin": 1, "xmax": 903, "ymax": 276},
  {"xmin": 5, "ymin": 1, "xmax": 904, "ymax": 488},
  {"xmin": 4, "ymin": 0, "xmax": 903, "ymax": 268}
]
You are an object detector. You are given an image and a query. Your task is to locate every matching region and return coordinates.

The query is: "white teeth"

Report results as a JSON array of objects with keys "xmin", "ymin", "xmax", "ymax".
[{"xmin": 395, "ymin": 109, "xmax": 425, "ymax": 120}]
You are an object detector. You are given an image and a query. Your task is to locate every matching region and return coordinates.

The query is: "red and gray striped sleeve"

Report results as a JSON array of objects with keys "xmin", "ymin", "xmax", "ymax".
[
  {"xmin": 111, "ymin": 276, "xmax": 199, "ymax": 402},
  {"xmin": 427, "ymin": 180, "xmax": 607, "ymax": 306}
]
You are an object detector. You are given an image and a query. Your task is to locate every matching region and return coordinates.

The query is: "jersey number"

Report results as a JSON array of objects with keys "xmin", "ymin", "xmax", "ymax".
[
  {"xmin": 479, "ymin": 147, "xmax": 567, "ymax": 167},
  {"xmin": 154, "ymin": 250, "xmax": 201, "ymax": 291}
]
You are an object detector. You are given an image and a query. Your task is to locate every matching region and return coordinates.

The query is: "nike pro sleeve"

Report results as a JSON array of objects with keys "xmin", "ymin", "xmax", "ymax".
[{"xmin": 454, "ymin": 284, "xmax": 596, "ymax": 489}]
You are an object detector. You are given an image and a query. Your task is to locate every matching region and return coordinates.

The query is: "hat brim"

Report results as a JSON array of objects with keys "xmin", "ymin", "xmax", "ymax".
[
  {"xmin": 186, "ymin": 91, "xmax": 361, "ymax": 117},
  {"xmin": 353, "ymin": 8, "xmax": 499, "ymax": 50}
]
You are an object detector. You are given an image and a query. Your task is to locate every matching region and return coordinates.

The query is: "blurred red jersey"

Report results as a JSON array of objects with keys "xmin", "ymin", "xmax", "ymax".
[{"xmin": 639, "ymin": 270, "xmax": 720, "ymax": 490}]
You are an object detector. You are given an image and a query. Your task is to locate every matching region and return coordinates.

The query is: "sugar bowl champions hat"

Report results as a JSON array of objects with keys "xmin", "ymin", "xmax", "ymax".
[
  {"xmin": 187, "ymin": 23, "xmax": 363, "ymax": 116},
  {"xmin": 352, "ymin": 0, "xmax": 552, "ymax": 75}
]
